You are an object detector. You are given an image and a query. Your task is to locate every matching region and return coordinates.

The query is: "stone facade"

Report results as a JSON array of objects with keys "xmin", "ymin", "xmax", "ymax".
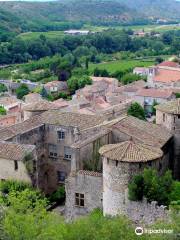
[
  {"xmin": 156, "ymin": 106, "xmax": 180, "ymax": 179},
  {"xmin": 65, "ymin": 171, "xmax": 103, "ymax": 220},
  {"xmin": 102, "ymin": 152, "xmax": 165, "ymax": 217},
  {"xmin": 0, "ymin": 157, "xmax": 32, "ymax": 183},
  {"xmin": 126, "ymin": 198, "xmax": 168, "ymax": 225}
]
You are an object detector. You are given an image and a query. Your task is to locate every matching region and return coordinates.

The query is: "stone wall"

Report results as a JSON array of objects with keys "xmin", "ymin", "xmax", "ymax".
[
  {"xmin": 65, "ymin": 171, "xmax": 103, "ymax": 221},
  {"xmin": 126, "ymin": 198, "xmax": 168, "ymax": 225},
  {"xmin": 156, "ymin": 110, "xmax": 174, "ymax": 131},
  {"xmin": 103, "ymin": 156, "xmax": 168, "ymax": 217},
  {"xmin": 0, "ymin": 158, "xmax": 31, "ymax": 183},
  {"xmin": 156, "ymin": 109, "xmax": 180, "ymax": 179}
]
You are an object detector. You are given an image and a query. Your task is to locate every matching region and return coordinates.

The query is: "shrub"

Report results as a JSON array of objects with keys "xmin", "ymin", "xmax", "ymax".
[
  {"xmin": 16, "ymin": 84, "xmax": 30, "ymax": 99},
  {"xmin": 0, "ymin": 83, "xmax": 8, "ymax": 93},
  {"xmin": 128, "ymin": 175, "xmax": 144, "ymax": 201},
  {"xmin": 0, "ymin": 180, "xmax": 31, "ymax": 195},
  {"xmin": 49, "ymin": 186, "xmax": 65, "ymax": 204},
  {"xmin": 0, "ymin": 106, "xmax": 6, "ymax": 116},
  {"xmin": 121, "ymin": 73, "xmax": 141, "ymax": 85},
  {"xmin": 128, "ymin": 169, "xmax": 175, "ymax": 206},
  {"xmin": 127, "ymin": 102, "xmax": 146, "ymax": 120},
  {"xmin": 67, "ymin": 75, "xmax": 92, "ymax": 94},
  {"xmin": 170, "ymin": 181, "xmax": 180, "ymax": 202}
]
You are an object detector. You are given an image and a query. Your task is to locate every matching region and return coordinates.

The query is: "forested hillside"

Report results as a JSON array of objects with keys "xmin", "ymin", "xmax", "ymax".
[
  {"xmin": 1, "ymin": 0, "xmax": 180, "ymax": 40},
  {"xmin": 117, "ymin": 0, "xmax": 180, "ymax": 20},
  {"xmin": 0, "ymin": 0, "xmax": 148, "ymax": 39}
]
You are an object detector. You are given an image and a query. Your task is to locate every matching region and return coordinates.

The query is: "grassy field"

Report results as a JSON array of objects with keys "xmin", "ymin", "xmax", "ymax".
[
  {"xmin": 83, "ymin": 23, "xmax": 180, "ymax": 33},
  {"xmin": 89, "ymin": 59, "xmax": 155, "ymax": 74},
  {"xmin": 18, "ymin": 23, "xmax": 180, "ymax": 40},
  {"xmin": 18, "ymin": 31, "xmax": 65, "ymax": 40}
]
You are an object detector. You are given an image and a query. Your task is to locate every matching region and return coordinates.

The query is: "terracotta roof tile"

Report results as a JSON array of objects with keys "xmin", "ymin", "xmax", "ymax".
[
  {"xmin": 157, "ymin": 61, "xmax": 179, "ymax": 68},
  {"xmin": 136, "ymin": 88, "xmax": 173, "ymax": 98},
  {"xmin": 23, "ymin": 100, "xmax": 59, "ymax": 112},
  {"xmin": 154, "ymin": 67, "xmax": 180, "ymax": 83},
  {"xmin": 112, "ymin": 116, "xmax": 172, "ymax": 148},
  {"xmin": 99, "ymin": 141, "xmax": 163, "ymax": 162},
  {"xmin": 70, "ymin": 170, "xmax": 102, "ymax": 177},
  {"xmin": 0, "ymin": 115, "xmax": 44, "ymax": 140},
  {"xmin": 156, "ymin": 99, "xmax": 180, "ymax": 114},
  {"xmin": 0, "ymin": 142, "xmax": 35, "ymax": 161},
  {"xmin": 39, "ymin": 110, "xmax": 105, "ymax": 130}
]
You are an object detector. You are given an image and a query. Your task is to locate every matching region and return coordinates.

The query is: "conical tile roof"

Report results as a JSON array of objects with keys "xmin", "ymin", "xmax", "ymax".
[{"xmin": 99, "ymin": 141, "xmax": 163, "ymax": 162}]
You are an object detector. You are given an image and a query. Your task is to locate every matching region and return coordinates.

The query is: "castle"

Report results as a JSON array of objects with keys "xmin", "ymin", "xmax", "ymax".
[{"xmin": 0, "ymin": 98, "xmax": 180, "ymax": 219}]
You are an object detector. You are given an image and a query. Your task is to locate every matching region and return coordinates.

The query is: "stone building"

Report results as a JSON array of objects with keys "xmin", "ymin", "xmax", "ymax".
[
  {"xmin": 156, "ymin": 99, "xmax": 180, "ymax": 179},
  {"xmin": 0, "ymin": 111, "xmax": 109, "ymax": 193},
  {"xmin": 65, "ymin": 170, "xmax": 103, "ymax": 220},
  {"xmin": 0, "ymin": 99, "xmax": 177, "ymax": 219},
  {"xmin": 0, "ymin": 141, "xmax": 37, "ymax": 185},
  {"xmin": 147, "ymin": 66, "xmax": 180, "ymax": 88},
  {"xmin": 65, "ymin": 115, "xmax": 173, "ymax": 219},
  {"xmin": 134, "ymin": 88, "xmax": 175, "ymax": 113},
  {"xmin": 99, "ymin": 141, "xmax": 164, "ymax": 216}
]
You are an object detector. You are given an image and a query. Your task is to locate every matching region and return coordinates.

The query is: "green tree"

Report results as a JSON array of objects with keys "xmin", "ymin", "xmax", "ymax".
[
  {"xmin": 143, "ymin": 169, "xmax": 161, "ymax": 203},
  {"xmin": 121, "ymin": 73, "xmax": 141, "ymax": 85},
  {"xmin": 16, "ymin": 84, "xmax": 30, "ymax": 99},
  {"xmin": 2, "ymin": 189, "xmax": 66, "ymax": 240},
  {"xmin": 40, "ymin": 86, "xmax": 48, "ymax": 99},
  {"xmin": 67, "ymin": 75, "xmax": 92, "ymax": 94},
  {"xmin": 0, "ymin": 83, "xmax": 8, "ymax": 93},
  {"xmin": 128, "ymin": 175, "xmax": 144, "ymax": 201},
  {"xmin": 0, "ymin": 106, "xmax": 6, "ymax": 116},
  {"xmin": 128, "ymin": 169, "xmax": 175, "ymax": 206},
  {"xmin": 175, "ymin": 92, "xmax": 180, "ymax": 98},
  {"xmin": 170, "ymin": 181, "xmax": 180, "ymax": 202},
  {"xmin": 127, "ymin": 102, "xmax": 146, "ymax": 120}
]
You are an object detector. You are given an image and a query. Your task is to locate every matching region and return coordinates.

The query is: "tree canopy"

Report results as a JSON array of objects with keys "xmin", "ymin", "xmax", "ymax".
[
  {"xmin": 16, "ymin": 84, "xmax": 30, "ymax": 99},
  {"xmin": 127, "ymin": 102, "xmax": 146, "ymax": 120}
]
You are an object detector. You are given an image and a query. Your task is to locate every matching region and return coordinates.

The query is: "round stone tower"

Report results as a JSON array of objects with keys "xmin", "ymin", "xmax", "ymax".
[{"xmin": 99, "ymin": 140, "xmax": 163, "ymax": 216}]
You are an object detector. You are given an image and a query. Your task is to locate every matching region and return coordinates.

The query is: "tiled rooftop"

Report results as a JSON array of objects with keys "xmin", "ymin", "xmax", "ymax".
[
  {"xmin": 0, "ymin": 111, "xmax": 106, "ymax": 140},
  {"xmin": 70, "ymin": 170, "xmax": 102, "ymax": 177},
  {"xmin": 157, "ymin": 61, "xmax": 179, "ymax": 68},
  {"xmin": 0, "ymin": 142, "xmax": 35, "ymax": 161},
  {"xmin": 155, "ymin": 99, "xmax": 180, "ymax": 114},
  {"xmin": 99, "ymin": 141, "xmax": 163, "ymax": 162},
  {"xmin": 154, "ymin": 67, "xmax": 180, "ymax": 83},
  {"xmin": 23, "ymin": 99, "xmax": 59, "ymax": 112},
  {"xmin": 112, "ymin": 116, "xmax": 172, "ymax": 148},
  {"xmin": 0, "ymin": 115, "xmax": 44, "ymax": 140},
  {"xmin": 0, "ymin": 96, "xmax": 22, "ymax": 107},
  {"xmin": 40, "ymin": 110, "xmax": 105, "ymax": 130},
  {"xmin": 136, "ymin": 88, "xmax": 173, "ymax": 98}
]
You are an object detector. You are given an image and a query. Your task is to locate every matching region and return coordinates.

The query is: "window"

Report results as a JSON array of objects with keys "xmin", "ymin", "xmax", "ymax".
[
  {"xmin": 148, "ymin": 161, "xmax": 152, "ymax": 167},
  {"xmin": 14, "ymin": 160, "xmax": 18, "ymax": 171},
  {"xmin": 49, "ymin": 144, "xmax": 58, "ymax": 158},
  {"xmin": 163, "ymin": 113, "xmax": 166, "ymax": 122},
  {"xmin": 64, "ymin": 146, "xmax": 72, "ymax": 160},
  {"xmin": 57, "ymin": 171, "xmax": 66, "ymax": 182},
  {"xmin": 115, "ymin": 160, "xmax": 118, "ymax": 167},
  {"xmin": 57, "ymin": 131, "xmax": 65, "ymax": 140},
  {"xmin": 75, "ymin": 193, "xmax": 85, "ymax": 207}
]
